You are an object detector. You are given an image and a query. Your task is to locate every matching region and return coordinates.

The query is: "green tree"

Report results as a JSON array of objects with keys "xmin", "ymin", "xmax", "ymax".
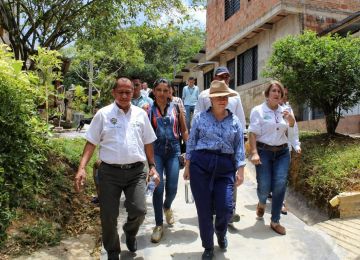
[
  {"xmin": 0, "ymin": 0, "xmax": 197, "ymax": 64},
  {"xmin": 263, "ymin": 31, "xmax": 360, "ymax": 134},
  {"xmin": 127, "ymin": 24, "xmax": 205, "ymax": 83},
  {"xmin": 67, "ymin": 28, "xmax": 144, "ymax": 109},
  {"xmin": 31, "ymin": 47, "xmax": 62, "ymax": 124}
]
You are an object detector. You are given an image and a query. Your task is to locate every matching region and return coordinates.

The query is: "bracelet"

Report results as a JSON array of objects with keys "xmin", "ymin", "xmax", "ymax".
[{"xmin": 148, "ymin": 163, "xmax": 156, "ymax": 169}]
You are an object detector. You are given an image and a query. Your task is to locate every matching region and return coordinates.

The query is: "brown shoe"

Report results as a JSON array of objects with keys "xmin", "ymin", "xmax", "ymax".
[
  {"xmin": 270, "ymin": 222, "xmax": 286, "ymax": 235},
  {"xmin": 256, "ymin": 203, "xmax": 265, "ymax": 218}
]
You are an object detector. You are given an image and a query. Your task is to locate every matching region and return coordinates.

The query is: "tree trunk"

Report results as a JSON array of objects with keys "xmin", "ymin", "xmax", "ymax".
[
  {"xmin": 88, "ymin": 60, "xmax": 94, "ymax": 110},
  {"xmin": 324, "ymin": 109, "xmax": 340, "ymax": 135}
]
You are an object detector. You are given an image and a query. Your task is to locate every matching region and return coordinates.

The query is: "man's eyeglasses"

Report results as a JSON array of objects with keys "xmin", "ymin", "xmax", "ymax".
[{"xmin": 115, "ymin": 91, "xmax": 132, "ymax": 96}]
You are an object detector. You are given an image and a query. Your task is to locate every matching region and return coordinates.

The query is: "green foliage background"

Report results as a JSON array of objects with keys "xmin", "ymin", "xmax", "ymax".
[
  {"xmin": 0, "ymin": 45, "xmax": 49, "ymax": 244},
  {"xmin": 263, "ymin": 31, "xmax": 360, "ymax": 134}
]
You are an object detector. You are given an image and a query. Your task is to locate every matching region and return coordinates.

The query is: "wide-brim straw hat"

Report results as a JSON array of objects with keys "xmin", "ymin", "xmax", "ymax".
[{"xmin": 209, "ymin": 80, "xmax": 238, "ymax": 98}]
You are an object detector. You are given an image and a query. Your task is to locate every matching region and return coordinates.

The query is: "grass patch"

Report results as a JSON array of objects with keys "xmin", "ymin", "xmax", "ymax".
[
  {"xmin": 1, "ymin": 137, "xmax": 99, "ymax": 257},
  {"xmin": 291, "ymin": 132, "xmax": 360, "ymax": 215}
]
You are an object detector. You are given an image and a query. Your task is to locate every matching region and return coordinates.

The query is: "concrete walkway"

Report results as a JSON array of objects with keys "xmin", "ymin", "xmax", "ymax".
[
  {"xmin": 15, "ymin": 131, "xmax": 355, "ymax": 259},
  {"xmin": 97, "ymin": 163, "xmax": 349, "ymax": 260}
]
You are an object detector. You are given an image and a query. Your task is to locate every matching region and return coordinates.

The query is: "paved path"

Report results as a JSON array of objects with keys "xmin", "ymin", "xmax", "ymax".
[{"xmin": 15, "ymin": 132, "xmax": 357, "ymax": 260}]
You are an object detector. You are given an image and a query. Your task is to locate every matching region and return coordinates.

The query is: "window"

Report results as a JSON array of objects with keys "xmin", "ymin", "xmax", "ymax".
[
  {"xmin": 203, "ymin": 69, "xmax": 214, "ymax": 90},
  {"xmin": 226, "ymin": 59, "xmax": 235, "ymax": 89},
  {"xmin": 237, "ymin": 46, "xmax": 258, "ymax": 85},
  {"xmin": 225, "ymin": 0, "xmax": 240, "ymax": 20}
]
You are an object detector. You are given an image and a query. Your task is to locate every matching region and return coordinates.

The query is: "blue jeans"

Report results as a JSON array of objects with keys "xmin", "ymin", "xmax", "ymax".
[
  {"xmin": 153, "ymin": 152, "xmax": 180, "ymax": 226},
  {"xmin": 184, "ymin": 105, "xmax": 195, "ymax": 130},
  {"xmin": 255, "ymin": 147, "xmax": 290, "ymax": 223},
  {"xmin": 190, "ymin": 150, "xmax": 234, "ymax": 249}
]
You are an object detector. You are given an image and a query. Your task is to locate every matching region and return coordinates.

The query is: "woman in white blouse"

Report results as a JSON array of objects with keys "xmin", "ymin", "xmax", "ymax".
[{"xmin": 248, "ymin": 80, "xmax": 295, "ymax": 235}]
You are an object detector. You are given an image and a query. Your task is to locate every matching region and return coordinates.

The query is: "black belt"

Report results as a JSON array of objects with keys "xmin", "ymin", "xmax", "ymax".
[
  {"xmin": 256, "ymin": 142, "xmax": 287, "ymax": 152},
  {"xmin": 102, "ymin": 161, "xmax": 143, "ymax": 169}
]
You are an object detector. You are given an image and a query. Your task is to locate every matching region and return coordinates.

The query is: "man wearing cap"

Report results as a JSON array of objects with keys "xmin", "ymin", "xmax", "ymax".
[
  {"xmin": 182, "ymin": 76, "xmax": 200, "ymax": 130},
  {"xmin": 75, "ymin": 77, "xmax": 160, "ymax": 259},
  {"xmin": 194, "ymin": 66, "xmax": 246, "ymax": 225},
  {"xmin": 184, "ymin": 80, "xmax": 245, "ymax": 259}
]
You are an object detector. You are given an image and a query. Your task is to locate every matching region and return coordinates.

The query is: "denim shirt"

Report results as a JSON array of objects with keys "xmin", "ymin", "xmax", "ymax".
[
  {"xmin": 132, "ymin": 94, "xmax": 153, "ymax": 109},
  {"xmin": 149, "ymin": 101, "xmax": 181, "ymax": 156},
  {"xmin": 182, "ymin": 85, "xmax": 199, "ymax": 106},
  {"xmin": 186, "ymin": 108, "xmax": 246, "ymax": 169}
]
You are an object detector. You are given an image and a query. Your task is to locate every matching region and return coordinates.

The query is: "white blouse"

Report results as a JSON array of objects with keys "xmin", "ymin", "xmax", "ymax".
[{"xmin": 248, "ymin": 102, "xmax": 289, "ymax": 146}]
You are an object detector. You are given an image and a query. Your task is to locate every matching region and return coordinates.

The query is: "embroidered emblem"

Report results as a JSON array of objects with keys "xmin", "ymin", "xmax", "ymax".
[
  {"xmin": 110, "ymin": 118, "xmax": 117, "ymax": 125},
  {"xmin": 263, "ymin": 115, "xmax": 272, "ymax": 120}
]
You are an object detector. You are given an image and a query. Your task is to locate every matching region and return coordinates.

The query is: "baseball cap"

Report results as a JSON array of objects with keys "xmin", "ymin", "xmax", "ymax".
[{"xmin": 214, "ymin": 66, "xmax": 230, "ymax": 76}]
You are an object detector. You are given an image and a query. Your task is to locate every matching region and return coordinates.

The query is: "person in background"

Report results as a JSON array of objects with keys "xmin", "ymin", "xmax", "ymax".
[
  {"xmin": 75, "ymin": 77, "xmax": 160, "ymax": 259},
  {"xmin": 169, "ymin": 84, "xmax": 186, "ymax": 114},
  {"xmin": 131, "ymin": 78, "xmax": 153, "ymax": 111},
  {"xmin": 194, "ymin": 66, "xmax": 246, "ymax": 225},
  {"xmin": 279, "ymin": 87, "xmax": 301, "ymax": 214},
  {"xmin": 182, "ymin": 76, "xmax": 199, "ymax": 131},
  {"xmin": 148, "ymin": 78, "xmax": 188, "ymax": 243},
  {"xmin": 248, "ymin": 80, "xmax": 295, "ymax": 236},
  {"xmin": 141, "ymin": 81, "xmax": 152, "ymax": 97},
  {"xmin": 184, "ymin": 80, "xmax": 245, "ymax": 260}
]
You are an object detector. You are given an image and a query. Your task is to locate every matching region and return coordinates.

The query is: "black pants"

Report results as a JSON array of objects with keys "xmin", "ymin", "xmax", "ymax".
[{"xmin": 98, "ymin": 162, "xmax": 147, "ymax": 259}]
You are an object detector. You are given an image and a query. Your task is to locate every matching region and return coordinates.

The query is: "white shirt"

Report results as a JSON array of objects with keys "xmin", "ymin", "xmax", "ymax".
[
  {"xmin": 140, "ymin": 88, "xmax": 151, "ymax": 97},
  {"xmin": 248, "ymin": 102, "xmax": 289, "ymax": 146},
  {"xmin": 86, "ymin": 102, "xmax": 157, "ymax": 164},
  {"xmin": 194, "ymin": 88, "xmax": 246, "ymax": 130},
  {"xmin": 282, "ymin": 103, "xmax": 301, "ymax": 152}
]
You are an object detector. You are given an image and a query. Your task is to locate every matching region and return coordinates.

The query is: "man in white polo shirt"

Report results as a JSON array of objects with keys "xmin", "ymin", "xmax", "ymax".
[{"xmin": 75, "ymin": 77, "xmax": 160, "ymax": 260}]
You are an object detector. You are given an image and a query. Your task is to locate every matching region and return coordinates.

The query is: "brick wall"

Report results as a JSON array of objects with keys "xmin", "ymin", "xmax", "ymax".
[
  {"xmin": 297, "ymin": 115, "xmax": 360, "ymax": 134},
  {"xmin": 206, "ymin": 0, "xmax": 360, "ymax": 55}
]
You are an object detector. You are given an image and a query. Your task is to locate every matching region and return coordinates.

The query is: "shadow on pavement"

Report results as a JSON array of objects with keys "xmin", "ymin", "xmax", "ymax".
[{"xmin": 178, "ymin": 216, "xmax": 198, "ymax": 226}]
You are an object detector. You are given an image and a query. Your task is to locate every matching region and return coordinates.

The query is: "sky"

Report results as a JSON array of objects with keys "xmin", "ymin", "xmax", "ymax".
[{"xmin": 136, "ymin": 0, "xmax": 206, "ymax": 29}]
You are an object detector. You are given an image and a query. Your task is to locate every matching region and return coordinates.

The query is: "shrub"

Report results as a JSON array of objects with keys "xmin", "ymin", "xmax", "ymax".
[{"xmin": 0, "ymin": 45, "xmax": 49, "ymax": 245}]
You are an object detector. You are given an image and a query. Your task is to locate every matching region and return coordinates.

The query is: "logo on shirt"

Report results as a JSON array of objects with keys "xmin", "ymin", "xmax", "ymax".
[
  {"xmin": 110, "ymin": 118, "xmax": 117, "ymax": 125},
  {"xmin": 263, "ymin": 115, "xmax": 272, "ymax": 120}
]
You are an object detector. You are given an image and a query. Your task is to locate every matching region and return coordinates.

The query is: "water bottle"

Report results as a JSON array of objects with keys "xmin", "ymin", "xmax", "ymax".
[
  {"xmin": 185, "ymin": 180, "xmax": 194, "ymax": 204},
  {"xmin": 146, "ymin": 176, "xmax": 156, "ymax": 197}
]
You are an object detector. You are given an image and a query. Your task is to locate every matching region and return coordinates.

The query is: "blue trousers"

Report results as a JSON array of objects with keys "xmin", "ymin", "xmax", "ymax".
[
  {"xmin": 190, "ymin": 150, "xmax": 235, "ymax": 249},
  {"xmin": 255, "ymin": 146, "xmax": 290, "ymax": 223},
  {"xmin": 153, "ymin": 152, "xmax": 180, "ymax": 226},
  {"xmin": 184, "ymin": 105, "xmax": 195, "ymax": 130}
]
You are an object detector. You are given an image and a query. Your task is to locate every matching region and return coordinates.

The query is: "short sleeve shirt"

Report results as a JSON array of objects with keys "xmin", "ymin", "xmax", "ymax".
[
  {"xmin": 248, "ymin": 102, "xmax": 288, "ymax": 146},
  {"xmin": 86, "ymin": 102, "xmax": 157, "ymax": 164}
]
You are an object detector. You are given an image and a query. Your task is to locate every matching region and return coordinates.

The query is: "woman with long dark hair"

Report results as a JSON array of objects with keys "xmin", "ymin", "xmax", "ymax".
[{"xmin": 148, "ymin": 79, "xmax": 188, "ymax": 243}]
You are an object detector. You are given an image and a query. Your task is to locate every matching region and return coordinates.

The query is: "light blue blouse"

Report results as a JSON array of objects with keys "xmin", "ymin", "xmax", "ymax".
[{"xmin": 186, "ymin": 109, "xmax": 246, "ymax": 169}]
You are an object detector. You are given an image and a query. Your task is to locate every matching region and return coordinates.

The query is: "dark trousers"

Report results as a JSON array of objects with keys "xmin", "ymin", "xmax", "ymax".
[
  {"xmin": 98, "ymin": 162, "xmax": 147, "ymax": 259},
  {"xmin": 189, "ymin": 150, "xmax": 235, "ymax": 249}
]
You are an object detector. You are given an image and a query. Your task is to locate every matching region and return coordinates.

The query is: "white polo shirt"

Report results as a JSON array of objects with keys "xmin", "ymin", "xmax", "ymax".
[
  {"xmin": 194, "ymin": 88, "xmax": 246, "ymax": 130},
  {"xmin": 248, "ymin": 102, "xmax": 289, "ymax": 146},
  {"xmin": 86, "ymin": 102, "xmax": 157, "ymax": 164}
]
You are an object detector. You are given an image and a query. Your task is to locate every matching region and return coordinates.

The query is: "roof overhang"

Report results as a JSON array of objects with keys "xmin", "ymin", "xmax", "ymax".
[
  {"xmin": 318, "ymin": 11, "xmax": 360, "ymax": 36},
  {"xmin": 173, "ymin": 48, "xmax": 206, "ymax": 82},
  {"xmin": 207, "ymin": 2, "xmax": 350, "ymax": 61}
]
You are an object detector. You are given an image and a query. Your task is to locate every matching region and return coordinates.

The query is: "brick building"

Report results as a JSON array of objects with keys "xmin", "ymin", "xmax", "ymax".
[{"xmin": 174, "ymin": 0, "xmax": 360, "ymax": 133}]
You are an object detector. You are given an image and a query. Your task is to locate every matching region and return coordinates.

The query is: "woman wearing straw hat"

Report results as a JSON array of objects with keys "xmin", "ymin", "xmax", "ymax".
[{"xmin": 183, "ymin": 80, "xmax": 246, "ymax": 260}]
